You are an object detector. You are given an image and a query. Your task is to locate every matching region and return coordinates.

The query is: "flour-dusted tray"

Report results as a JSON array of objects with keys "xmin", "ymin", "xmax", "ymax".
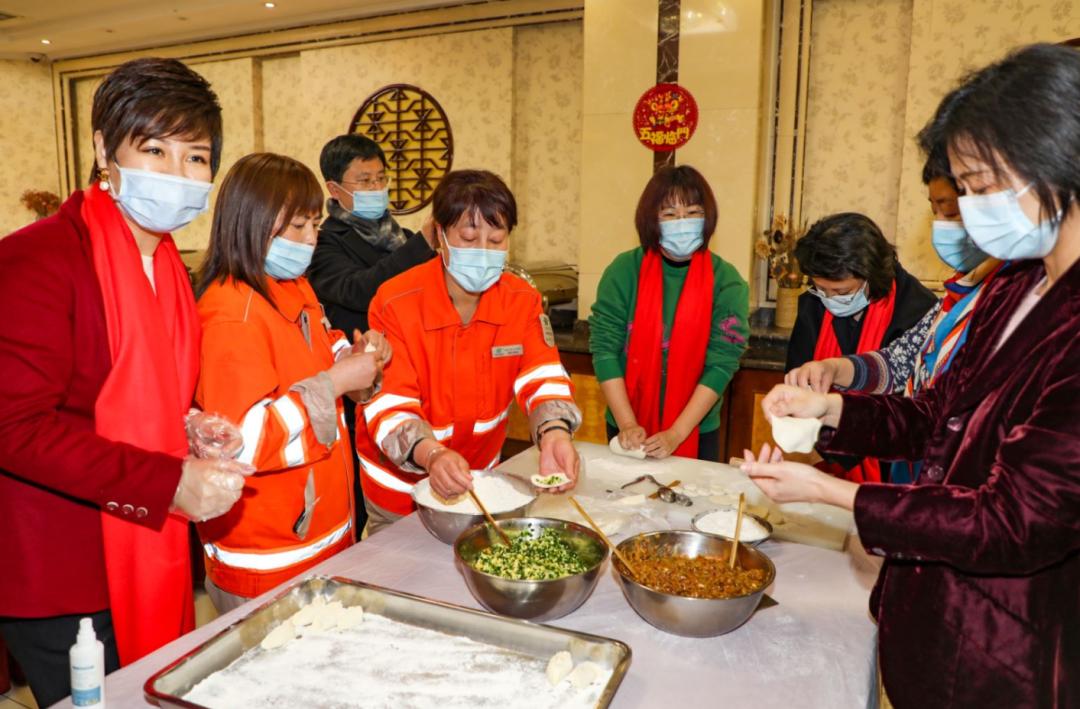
[{"xmin": 144, "ymin": 576, "xmax": 631, "ymax": 709}]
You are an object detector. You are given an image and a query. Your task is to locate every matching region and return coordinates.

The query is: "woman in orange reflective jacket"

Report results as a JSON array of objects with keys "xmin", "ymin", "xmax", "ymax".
[
  {"xmin": 194, "ymin": 153, "xmax": 385, "ymax": 611},
  {"xmin": 356, "ymin": 170, "xmax": 582, "ymax": 532}
]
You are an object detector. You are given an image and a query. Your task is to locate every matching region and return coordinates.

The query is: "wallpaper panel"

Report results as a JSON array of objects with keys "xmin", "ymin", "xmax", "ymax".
[
  {"xmin": 0, "ymin": 60, "xmax": 60, "ymax": 237},
  {"xmin": 894, "ymin": 0, "xmax": 1078, "ymax": 284},
  {"xmin": 801, "ymin": 0, "xmax": 913, "ymax": 244},
  {"xmin": 511, "ymin": 21, "xmax": 584, "ymax": 267},
  {"xmin": 296, "ymin": 28, "xmax": 515, "ymax": 234}
]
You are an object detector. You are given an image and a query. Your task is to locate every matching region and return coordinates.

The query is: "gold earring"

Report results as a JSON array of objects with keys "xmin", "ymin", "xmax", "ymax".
[{"xmin": 97, "ymin": 167, "xmax": 110, "ymax": 191}]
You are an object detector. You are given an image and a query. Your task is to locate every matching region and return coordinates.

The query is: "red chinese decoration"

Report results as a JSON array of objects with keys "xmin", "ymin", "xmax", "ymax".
[{"xmin": 632, "ymin": 83, "xmax": 699, "ymax": 152}]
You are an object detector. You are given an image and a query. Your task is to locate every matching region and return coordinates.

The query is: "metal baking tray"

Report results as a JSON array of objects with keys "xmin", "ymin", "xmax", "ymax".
[{"xmin": 144, "ymin": 576, "xmax": 631, "ymax": 708}]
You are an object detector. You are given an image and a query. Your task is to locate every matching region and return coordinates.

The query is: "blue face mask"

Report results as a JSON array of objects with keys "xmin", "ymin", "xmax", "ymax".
[
  {"xmin": 958, "ymin": 183, "xmax": 1061, "ymax": 260},
  {"xmin": 659, "ymin": 217, "xmax": 706, "ymax": 259},
  {"xmin": 811, "ymin": 282, "xmax": 869, "ymax": 318},
  {"xmin": 351, "ymin": 189, "xmax": 389, "ymax": 220},
  {"xmin": 440, "ymin": 232, "xmax": 506, "ymax": 293},
  {"xmin": 265, "ymin": 237, "xmax": 314, "ymax": 280},
  {"xmin": 110, "ymin": 165, "xmax": 212, "ymax": 233},
  {"xmin": 931, "ymin": 220, "xmax": 988, "ymax": 272}
]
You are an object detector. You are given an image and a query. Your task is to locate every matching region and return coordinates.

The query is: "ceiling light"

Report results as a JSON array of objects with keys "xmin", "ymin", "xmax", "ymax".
[
  {"xmin": 264, "ymin": 2, "xmax": 276, "ymax": 7},
  {"xmin": 40, "ymin": 39, "xmax": 50, "ymax": 45}
]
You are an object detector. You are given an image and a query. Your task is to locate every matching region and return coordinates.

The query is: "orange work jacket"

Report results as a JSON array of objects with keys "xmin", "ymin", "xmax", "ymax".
[
  {"xmin": 357, "ymin": 258, "xmax": 575, "ymax": 515},
  {"xmin": 195, "ymin": 276, "xmax": 354, "ymax": 598}
]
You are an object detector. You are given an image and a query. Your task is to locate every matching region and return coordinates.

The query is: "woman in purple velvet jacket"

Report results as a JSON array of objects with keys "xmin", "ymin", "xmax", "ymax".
[{"xmin": 743, "ymin": 44, "xmax": 1079, "ymax": 708}]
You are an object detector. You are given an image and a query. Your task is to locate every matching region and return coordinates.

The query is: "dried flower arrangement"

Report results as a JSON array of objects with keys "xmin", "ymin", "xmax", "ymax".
[
  {"xmin": 21, "ymin": 190, "xmax": 62, "ymax": 219},
  {"xmin": 755, "ymin": 214, "xmax": 805, "ymax": 289}
]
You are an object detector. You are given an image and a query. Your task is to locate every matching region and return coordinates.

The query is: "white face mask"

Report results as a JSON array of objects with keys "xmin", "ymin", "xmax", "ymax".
[
  {"xmin": 109, "ymin": 165, "xmax": 212, "ymax": 233},
  {"xmin": 810, "ymin": 282, "xmax": 870, "ymax": 318},
  {"xmin": 958, "ymin": 183, "xmax": 1062, "ymax": 260},
  {"xmin": 439, "ymin": 230, "xmax": 506, "ymax": 293}
]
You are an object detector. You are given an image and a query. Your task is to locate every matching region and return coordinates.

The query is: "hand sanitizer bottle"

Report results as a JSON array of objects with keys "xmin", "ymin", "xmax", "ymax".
[{"xmin": 69, "ymin": 617, "xmax": 105, "ymax": 707}]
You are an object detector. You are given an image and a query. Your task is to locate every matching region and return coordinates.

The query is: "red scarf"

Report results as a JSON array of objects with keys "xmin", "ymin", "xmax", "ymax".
[
  {"xmin": 812, "ymin": 280, "xmax": 896, "ymax": 483},
  {"xmin": 625, "ymin": 250, "xmax": 713, "ymax": 458},
  {"xmin": 82, "ymin": 185, "xmax": 200, "ymax": 665}
]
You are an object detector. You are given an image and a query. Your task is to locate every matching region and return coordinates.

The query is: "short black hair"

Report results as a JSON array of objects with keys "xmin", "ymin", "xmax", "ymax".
[
  {"xmin": 91, "ymin": 58, "xmax": 223, "ymax": 180},
  {"xmin": 634, "ymin": 165, "xmax": 718, "ymax": 253},
  {"xmin": 918, "ymin": 43, "xmax": 1080, "ymax": 226},
  {"xmin": 431, "ymin": 170, "xmax": 517, "ymax": 232},
  {"xmin": 795, "ymin": 212, "xmax": 896, "ymax": 300},
  {"xmin": 921, "ymin": 144, "xmax": 958, "ymax": 191},
  {"xmin": 319, "ymin": 134, "xmax": 388, "ymax": 182}
]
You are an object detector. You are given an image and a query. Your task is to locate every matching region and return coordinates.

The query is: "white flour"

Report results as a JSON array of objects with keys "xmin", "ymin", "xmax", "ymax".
[
  {"xmin": 414, "ymin": 474, "xmax": 533, "ymax": 514},
  {"xmin": 183, "ymin": 613, "xmax": 608, "ymax": 709},
  {"xmin": 695, "ymin": 509, "xmax": 770, "ymax": 542}
]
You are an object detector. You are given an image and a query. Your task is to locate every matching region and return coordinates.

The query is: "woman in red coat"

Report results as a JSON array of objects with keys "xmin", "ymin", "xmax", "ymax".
[
  {"xmin": 0, "ymin": 58, "xmax": 251, "ymax": 707},
  {"xmin": 743, "ymin": 44, "xmax": 1080, "ymax": 707}
]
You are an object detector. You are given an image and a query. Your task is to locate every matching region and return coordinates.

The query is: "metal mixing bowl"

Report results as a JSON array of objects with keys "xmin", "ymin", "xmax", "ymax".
[
  {"xmin": 454, "ymin": 517, "xmax": 609, "ymax": 622},
  {"xmin": 690, "ymin": 507, "xmax": 774, "ymax": 547},
  {"xmin": 613, "ymin": 530, "xmax": 775, "ymax": 637},
  {"xmin": 411, "ymin": 475, "xmax": 536, "ymax": 544}
]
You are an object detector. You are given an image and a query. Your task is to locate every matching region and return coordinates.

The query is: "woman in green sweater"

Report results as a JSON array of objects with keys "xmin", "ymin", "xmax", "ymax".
[{"xmin": 589, "ymin": 166, "xmax": 749, "ymax": 461}]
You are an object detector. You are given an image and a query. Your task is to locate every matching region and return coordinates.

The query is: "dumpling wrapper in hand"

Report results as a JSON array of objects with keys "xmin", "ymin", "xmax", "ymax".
[
  {"xmin": 770, "ymin": 415, "xmax": 823, "ymax": 454},
  {"xmin": 609, "ymin": 436, "xmax": 646, "ymax": 460},
  {"xmin": 532, "ymin": 472, "xmax": 571, "ymax": 488},
  {"xmin": 546, "ymin": 650, "xmax": 574, "ymax": 686},
  {"xmin": 363, "ymin": 342, "xmax": 377, "ymax": 353}
]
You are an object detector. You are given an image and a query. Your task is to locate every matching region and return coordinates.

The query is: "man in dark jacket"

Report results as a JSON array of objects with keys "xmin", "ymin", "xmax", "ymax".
[
  {"xmin": 308, "ymin": 134, "xmax": 436, "ymax": 535},
  {"xmin": 309, "ymin": 134, "xmax": 436, "ymax": 339}
]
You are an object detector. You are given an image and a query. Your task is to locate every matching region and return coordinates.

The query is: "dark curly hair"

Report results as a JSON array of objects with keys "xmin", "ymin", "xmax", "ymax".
[{"xmin": 794, "ymin": 212, "xmax": 896, "ymax": 300}]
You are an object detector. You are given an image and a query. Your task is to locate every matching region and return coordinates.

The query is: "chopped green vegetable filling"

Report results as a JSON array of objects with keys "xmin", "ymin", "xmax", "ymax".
[
  {"xmin": 472, "ymin": 528, "xmax": 589, "ymax": 580},
  {"xmin": 537, "ymin": 475, "xmax": 563, "ymax": 485}
]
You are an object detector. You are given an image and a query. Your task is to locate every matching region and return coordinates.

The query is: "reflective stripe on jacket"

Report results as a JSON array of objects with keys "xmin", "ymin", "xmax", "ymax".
[
  {"xmin": 357, "ymin": 258, "xmax": 574, "ymax": 515},
  {"xmin": 195, "ymin": 276, "xmax": 354, "ymax": 598}
]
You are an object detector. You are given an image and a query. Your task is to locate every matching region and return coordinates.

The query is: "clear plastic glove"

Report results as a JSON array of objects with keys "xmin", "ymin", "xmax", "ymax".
[
  {"xmin": 185, "ymin": 409, "xmax": 244, "ymax": 460},
  {"xmin": 171, "ymin": 456, "xmax": 255, "ymax": 522},
  {"xmin": 426, "ymin": 447, "xmax": 474, "ymax": 499},
  {"xmin": 354, "ymin": 329, "xmax": 392, "ymax": 366},
  {"xmin": 327, "ymin": 351, "xmax": 381, "ymax": 399}
]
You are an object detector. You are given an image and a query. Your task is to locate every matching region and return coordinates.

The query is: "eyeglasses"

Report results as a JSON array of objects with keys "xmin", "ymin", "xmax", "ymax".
[{"xmin": 341, "ymin": 174, "xmax": 392, "ymax": 190}]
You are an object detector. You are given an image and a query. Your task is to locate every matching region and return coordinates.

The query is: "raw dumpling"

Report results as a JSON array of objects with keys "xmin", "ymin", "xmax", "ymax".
[
  {"xmin": 337, "ymin": 605, "xmax": 365, "ymax": 630},
  {"xmin": 567, "ymin": 661, "xmax": 603, "ymax": 689},
  {"xmin": 260, "ymin": 620, "xmax": 296, "ymax": 650},
  {"xmin": 770, "ymin": 416, "xmax": 823, "ymax": 454},
  {"xmin": 545, "ymin": 650, "xmax": 574, "ymax": 686},
  {"xmin": 312, "ymin": 600, "xmax": 345, "ymax": 631},
  {"xmin": 609, "ymin": 436, "xmax": 646, "ymax": 460},
  {"xmin": 532, "ymin": 472, "xmax": 571, "ymax": 488}
]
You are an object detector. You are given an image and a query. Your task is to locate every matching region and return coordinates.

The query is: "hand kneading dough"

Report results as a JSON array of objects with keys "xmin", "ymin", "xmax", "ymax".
[
  {"xmin": 260, "ymin": 620, "xmax": 296, "ymax": 650},
  {"xmin": 545, "ymin": 650, "xmax": 574, "ymax": 686},
  {"xmin": 770, "ymin": 416, "xmax": 823, "ymax": 454},
  {"xmin": 567, "ymin": 661, "xmax": 603, "ymax": 689},
  {"xmin": 609, "ymin": 436, "xmax": 646, "ymax": 459}
]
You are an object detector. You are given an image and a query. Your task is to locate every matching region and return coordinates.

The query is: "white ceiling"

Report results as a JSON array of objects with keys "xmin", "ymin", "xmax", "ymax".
[{"xmin": 0, "ymin": 0, "xmax": 465, "ymax": 60}]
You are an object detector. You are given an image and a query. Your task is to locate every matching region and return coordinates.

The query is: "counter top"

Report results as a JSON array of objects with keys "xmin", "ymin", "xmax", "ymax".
[{"xmin": 74, "ymin": 443, "xmax": 878, "ymax": 709}]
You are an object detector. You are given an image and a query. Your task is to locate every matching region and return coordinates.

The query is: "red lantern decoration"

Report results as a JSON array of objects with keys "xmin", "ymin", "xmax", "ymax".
[{"xmin": 632, "ymin": 83, "xmax": 699, "ymax": 152}]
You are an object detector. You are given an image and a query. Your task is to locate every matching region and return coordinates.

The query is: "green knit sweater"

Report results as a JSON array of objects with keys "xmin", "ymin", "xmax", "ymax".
[{"xmin": 588, "ymin": 247, "xmax": 750, "ymax": 433}]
